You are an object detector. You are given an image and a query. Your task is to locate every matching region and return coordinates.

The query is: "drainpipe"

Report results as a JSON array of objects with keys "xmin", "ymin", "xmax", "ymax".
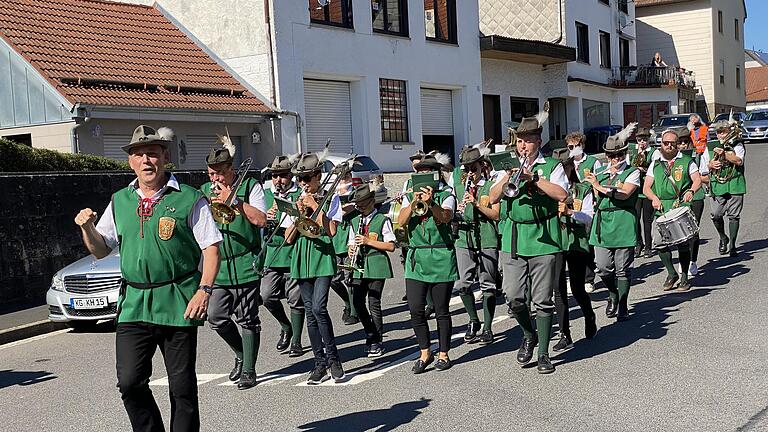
[
  {"xmin": 278, "ymin": 110, "xmax": 303, "ymax": 154},
  {"xmin": 549, "ymin": 0, "xmax": 564, "ymax": 44},
  {"xmin": 264, "ymin": 0, "xmax": 277, "ymax": 106},
  {"xmin": 70, "ymin": 104, "xmax": 88, "ymax": 153}
]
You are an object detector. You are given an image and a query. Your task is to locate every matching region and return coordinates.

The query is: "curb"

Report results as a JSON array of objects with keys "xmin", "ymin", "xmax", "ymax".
[{"xmin": 0, "ymin": 320, "xmax": 67, "ymax": 345}]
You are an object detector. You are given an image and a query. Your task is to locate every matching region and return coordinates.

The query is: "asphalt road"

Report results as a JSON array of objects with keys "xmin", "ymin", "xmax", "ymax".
[{"xmin": 3, "ymin": 144, "xmax": 768, "ymax": 432}]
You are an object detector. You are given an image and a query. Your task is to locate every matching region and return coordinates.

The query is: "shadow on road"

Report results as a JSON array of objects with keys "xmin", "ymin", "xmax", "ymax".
[
  {"xmin": 0, "ymin": 369, "xmax": 57, "ymax": 390},
  {"xmin": 297, "ymin": 398, "xmax": 431, "ymax": 432}
]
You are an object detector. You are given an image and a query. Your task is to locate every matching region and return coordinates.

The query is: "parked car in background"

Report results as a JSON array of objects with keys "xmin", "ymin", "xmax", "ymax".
[
  {"xmin": 742, "ymin": 110, "xmax": 768, "ymax": 142},
  {"xmin": 584, "ymin": 125, "xmax": 623, "ymax": 154},
  {"xmin": 47, "ymin": 250, "xmax": 120, "ymax": 329},
  {"xmin": 650, "ymin": 114, "xmax": 706, "ymax": 145},
  {"xmin": 707, "ymin": 111, "xmax": 746, "ymax": 140}
]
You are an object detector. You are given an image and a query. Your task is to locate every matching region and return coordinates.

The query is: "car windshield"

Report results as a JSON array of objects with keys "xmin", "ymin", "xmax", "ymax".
[
  {"xmin": 746, "ymin": 111, "xmax": 768, "ymax": 121},
  {"xmin": 655, "ymin": 116, "xmax": 688, "ymax": 127},
  {"xmin": 352, "ymin": 156, "xmax": 380, "ymax": 171}
]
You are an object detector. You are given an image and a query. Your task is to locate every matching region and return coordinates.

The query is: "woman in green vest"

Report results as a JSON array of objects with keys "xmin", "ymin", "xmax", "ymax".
[
  {"xmin": 347, "ymin": 185, "xmax": 395, "ymax": 357},
  {"xmin": 643, "ymin": 128, "xmax": 702, "ymax": 292},
  {"xmin": 489, "ymin": 110, "xmax": 569, "ymax": 375},
  {"xmin": 397, "ymin": 155, "xmax": 458, "ymax": 373},
  {"xmin": 75, "ymin": 125, "xmax": 221, "ymax": 431},
  {"xmin": 260, "ymin": 155, "xmax": 306, "ymax": 358},
  {"xmin": 586, "ymin": 123, "xmax": 642, "ymax": 322},
  {"xmin": 551, "ymin": 148, "xmax": 597, "ymax": 352},
  {"xmin": 286, "ymin": 152, "xmax": 345, "ymax": 385},
  {"xmin": 454, "ymin": 145, "xmax": 501, "ymax": 345},
  {"xmin": 676, "ymin": 131, "xmax": 707, "ymax": 276},
  {"xmin": 201, "ymin": 141, "xmax": 267, "ymax": 390},
  {"xmin": 628, "ymin": 127, "xmax": 657, "ymax": 258},
  {"xmin": 700, "ymin": 120, "xmax": 747, "ymax": 257}
]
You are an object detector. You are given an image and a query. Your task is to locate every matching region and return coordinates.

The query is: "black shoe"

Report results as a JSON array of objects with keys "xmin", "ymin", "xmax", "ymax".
[
  {"xmin": 367, "ymin": 343, "xmax": 385, "ymax": 358},
  {"xmin": 662, "ymin": 274, "xmax": 680, "ymax": 291},
  {"xmin": 617, "ymin": 310, "xmax": 630, "ymax": 321},
  {"xmin": 643, "ymin": 248, "xmax": 654, "ymax": 258},
  {"xmin": 434, "ymin": 358, "xmax": 452, "ymax": 371},
  {"xmin": 677, "ymin": 280, "xmax": 692, "ymax": 292},
  {"xmin": 537, "ymin": 354, "xmax": 555, "ymax": 374},
  {"xmin": 344, "ymin": 314, "xmax": 359, "ymax": 325},
  {"xmin": 237, "ymin": 371, "xmax": 258, "ymax": 390},
  {"xmin": 552, "ymin": 333, "xmax": 573, "ymax": 352},
  {"xmin": 228, "ymin": 358, "xmax": 243, "ymax": 381},
  {"xmin": 719, "ymin": 238, "xmax": 729, "ymax": 255},
  {"xmin": 464, "ymin": 321, "xmax": 481, "ymax": 342},
  {"xmin": 307, "ymin": 364, "xmax": 329, "ymax": 385},
  {"xmin": 401, "ymin": 294, "xmax": 408, "ymax": 302},
  {"xmin": 276, "ymin": 329, "xmax": 291, "ymax": 352},
  {"xmin": 411, "ymin": 354, "xmax": 434, "ymax": 374},
  {"xmin": 478, "ymin": 329, "xmax": 494, "ymax": 345},
  {"xmin": 729, "ymin": 247, "xmax": 738, "ymax": 257},
  {"xmin": 341, "ymin": 307, "xmax": 351, "ymax": 323},
  {"xmin": 605, "ymin": 299, "xmax": 617, "ymax": 318},
  {"xmin": 634, "ymin": 244, "xmax": 643, "ymax": 258},
  {"xmin": 516, "ymin": 337, "xmax": 537, "ymax": 365},
  {"xmin": 288, "ymin": 341, "xmax": 304, "ymax": 357},
  {"xmin": 507, "ymin": 305, "xmax": 514, "ymax": 317},
  {"xmin": 585, "ymin": 313, "xmax": 597, "ymax": 339},
  {"xmin": 329, "ymin": 360, "xmax": 345, "ymax": 383},
  {"xmin": 425, "ymin": 305, "xmax": 435, "ymax": 320}
]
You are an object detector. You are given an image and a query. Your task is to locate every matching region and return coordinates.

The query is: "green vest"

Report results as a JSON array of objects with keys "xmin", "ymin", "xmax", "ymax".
[
  {"xmin": 113, "ymin": 182, "xmax": 203, "ymax": 327},
  {"xmin": 290, "ymin": 198, "xmax": 337, "ymax": 279},
  {"xmin": 500, "ymin": 157, "xmax": 563, "ymax": 257},
  {"xmin": 404, "ymin": 188, "xmax": 458, "ymax": 283},
  {"xmin": 350, "ymin": 212, "xmax": 394, "ymax": 279},
  {"xmin": 576, "ymin": 154, "xmax": 599, "ymax": 183},
  {"xmin": 455, "ymin": 178, "xmax": 499, "ymax": 250},
  {"xmin": 589, "ymin": 166, "xmax": 639, "ymax": 248},
  {"xmin": 561, "ymin": 183, "xmax": 592, "ymax": 253},
  {"xmin": 333, "ymin": 208, "xmax": 359, "ymax": 256},
  {"xmin": 263, "ymin": 187, "xmax": 302, "ymax": 269},
  {"xmin": 201, "ymin": 178, "xmax": 261, "ymax": 286},
  {"xmin": 650, "ymin": 155, "xmax": 694, "ymax": 216},
  {"xmin": 684, "ymin": 151, "xmax": 706, "ymax": 201},
  {"xmin": 707, "ymin": 140, "xmax": 746, "ymax": 196}
]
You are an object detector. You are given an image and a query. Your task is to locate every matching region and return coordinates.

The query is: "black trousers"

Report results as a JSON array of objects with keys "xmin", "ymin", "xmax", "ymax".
[
  {"xmin": 689, "ymin": 199, "xmax": 705, "ymax": 261},
  {"xmin": 636, "ymin": 197, "xmax": 654, "ymax": 249},
  {"xmin": 352, "ymin": 278, "xmax": 385, "ymax": 344},
  {"xmin": 406, "ymin": 279, "xmax": 452, "ymax": 353},
  {"xmin": 116, "ymin": 323, "xmax": 199, "ymax": 432},
  {"xmin": 555, "ymin": 251, "xmax": 595, "ymax": 337},
  {"xmin": 298, "ymin": 276, "xmax": 339, "ymax": 365}
]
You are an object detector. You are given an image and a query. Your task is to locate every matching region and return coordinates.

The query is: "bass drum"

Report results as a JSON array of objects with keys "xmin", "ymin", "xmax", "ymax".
[{"xmin": 653, "ymin": 206, "xmax": 699, "ymax": 249}]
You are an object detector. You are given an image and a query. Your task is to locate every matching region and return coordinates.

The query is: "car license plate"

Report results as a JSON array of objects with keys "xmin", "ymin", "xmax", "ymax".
[{"xmin": 70, "ymin": 297, "xmax": 108, "ymax": 310}]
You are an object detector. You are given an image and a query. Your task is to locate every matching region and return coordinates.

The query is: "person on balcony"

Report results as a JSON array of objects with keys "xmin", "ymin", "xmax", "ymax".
[{"xmin": 651, "ymin": 52, "xmax": 668, "ymax": 67}]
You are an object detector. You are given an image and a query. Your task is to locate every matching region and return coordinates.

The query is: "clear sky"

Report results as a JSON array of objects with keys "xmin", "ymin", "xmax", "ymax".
[{"xmin": 745, "ymin": 0, "xmax": 767, "ymax": 52}]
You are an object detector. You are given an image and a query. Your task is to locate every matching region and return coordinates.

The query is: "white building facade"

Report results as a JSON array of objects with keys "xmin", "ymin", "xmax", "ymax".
[{"xmin": 127, "ymin": 0, "xmax": 484, "ymax": 172}]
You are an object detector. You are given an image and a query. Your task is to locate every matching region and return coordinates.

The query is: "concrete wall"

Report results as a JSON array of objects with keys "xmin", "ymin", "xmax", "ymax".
[
  {"xmin": 710, "ymin": 0, "xmax": 747, "ymax": 112},
  {"xmin": 0, "ymin": 171, "xmax": 209, "ymax": 306},
  {"xmin": 479, "ymin": 0, "xmax": 563, "ymax": 42},
  {"xmin": 0, "ymin": 121, "xmax": 76, "ymax": 153}
]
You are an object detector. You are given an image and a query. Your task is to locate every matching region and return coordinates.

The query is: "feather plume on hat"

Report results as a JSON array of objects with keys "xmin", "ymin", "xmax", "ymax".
[
  {"xmin": 287, "ymin": 151, "xmax": 301, "ymax": 164},
  {"xmin": 728, "ymin": 108, "xmax": 735, "ymax": 125},
  {"xmin": 615, "ymin": 122, "xmax": 638, "ymax": 146},
  {"xmin": 157, "ymin": 127, "xmax": 174, "ymax": 141},
  {"xmin": 316, "ymin": 138, "xmax": 331, "ymax": 163},
  {"xmin": 473, "ymin": 139, "xmax": 493, "ymax": 157},
  {"xmin": 534, "ymin": 100, "xmax": 550, "ymax": 128},
  {"xmin": 433, "ymin": 152, "xmax": 451, "ymax": 169},
  {"xmin": 216, "ymin": 135, "xmax": 236, "ymax": 157}
]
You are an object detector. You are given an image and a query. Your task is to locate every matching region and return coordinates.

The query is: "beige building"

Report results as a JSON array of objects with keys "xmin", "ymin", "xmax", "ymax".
[{"xmin": 636, "ymin": 0, "xmax": 747, "ymax": 119}]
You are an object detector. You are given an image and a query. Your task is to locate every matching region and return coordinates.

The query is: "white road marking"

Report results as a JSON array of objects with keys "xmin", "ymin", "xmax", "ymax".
[
  {"xmin": 218, "ymin": 373, "xmax": 305, "ymax": 386},
  {"xmin": 0, "ymin": 329, "xmax": 71, "ymax": 351},
  {"xmin": 150, "ymin": 373, "xmax": 227, "ymax": 386}
]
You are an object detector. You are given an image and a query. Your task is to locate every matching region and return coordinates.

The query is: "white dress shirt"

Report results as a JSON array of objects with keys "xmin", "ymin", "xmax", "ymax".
[
  {"xmin": 347, "ymin": 209, "xmax": 396, "ymax": 246},
  {"xmin": 647, "ymin": 153, "xmax": 699, "ymax": 178}
]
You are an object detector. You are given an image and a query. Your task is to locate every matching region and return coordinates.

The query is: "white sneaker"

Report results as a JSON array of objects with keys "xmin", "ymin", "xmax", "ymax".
[
  {"xmin": 584, "ymin": 282, "xmax": 595, "ymax": 293},
  {"xmin": 688, "ymin": 261, "xmax": 698, "ymax": 277},
  {"xmin": 676, "ymin": 262, "xmax": 682, "ymax": 273},
  {"xmin": 566, "ymin": 279, "xmax": 572, "ymax": 294}
]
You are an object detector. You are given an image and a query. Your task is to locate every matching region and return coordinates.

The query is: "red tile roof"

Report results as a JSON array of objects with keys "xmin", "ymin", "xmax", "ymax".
[
  {"xmin": 0, "ymin": 0, "xmax": 273, "ymax": 113},
  {"xmin": 746, "ymin": 67, "xmax": 768, "ymax": 103}
]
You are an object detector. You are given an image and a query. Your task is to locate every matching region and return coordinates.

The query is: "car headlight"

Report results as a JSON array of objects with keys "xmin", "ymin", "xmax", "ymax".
[{"xmin": 51, "ymin": 273, "xmax": 65, "ymax": 292}]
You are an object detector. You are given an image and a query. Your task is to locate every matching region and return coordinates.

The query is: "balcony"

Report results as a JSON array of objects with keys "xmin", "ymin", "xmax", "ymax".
[{"xmin": 611, "ymin": 65, "xmax": 696, "ymax": 90}]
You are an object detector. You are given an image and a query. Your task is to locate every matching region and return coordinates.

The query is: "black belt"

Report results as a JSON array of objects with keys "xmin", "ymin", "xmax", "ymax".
[
  {"xmin": 123, "ymin": 268, "xmax": 199, "ymax": 290},
  {"xmin": 509, "ymin": 211, "xmax": 558, "ymax": 258},
  {"xmin": 407, "ymin": 244, "xmax": 454, "ymax": 271}
]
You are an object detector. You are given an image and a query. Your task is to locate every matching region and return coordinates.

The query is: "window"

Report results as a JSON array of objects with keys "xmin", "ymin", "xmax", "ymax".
[
  {"xmin": 720, "ymin": 60, "xmax": 725, "ymax": 84},
  {"xmin": 599, "ymin": 31, "xmax": 611, "ymax": 68},
  {"xmin": 598, "ymin": 0, "xmax": 608, "ymax": 4},
  {"xmin": 735, "ymin": 19, "xmax": 740, "ymax": 41},
  {"xmin": 372, "ymin": 0, "xmax": 408, "ymax": 36},
  {"xmin": 718, "ymin": 10, "xmax": 723, "ymax": 34},
  {"xmin": 618, "ymin": 0, "xmax": 628, "ymax": 14},
  {"xmin": 510, "ymin": 97, "xmax": 539, "ymax": 125},
  {"xmin": 576, "ymin": 22, "xmax": 590, "ymax": 64},
  {"xmin": 619, "ymin": 37, "xmax": 630, "ymax": 67},
  {"xmin": 424, "ymin": 0, "xmax": 457, "ymax": 43},
  {"xmin": 309, "ymin": 0, "xmax": 353, "ymax": 28},
  {"xmin": 736, "ymin": 66, "xmax": 741, "ymax": 88},
  {"xmin": 379, "ymin": 78, "xmax": 409, "ymax": 142}
]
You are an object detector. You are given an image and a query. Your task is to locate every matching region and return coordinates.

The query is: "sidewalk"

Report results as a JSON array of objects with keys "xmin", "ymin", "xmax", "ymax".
[{"xmin": 0, "ymin": 304, "xmax": 65, "ymax": 345}]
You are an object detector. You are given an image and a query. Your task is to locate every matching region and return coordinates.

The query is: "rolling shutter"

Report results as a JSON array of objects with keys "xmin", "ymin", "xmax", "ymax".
[
  {"xmin": 421, "ymin": 88, "xmax": 453, "ymax": 135},
  {"xmin": 180, "ymin": 135, "xmax": 242, "ymax": 169},
  {"xmin": 103, "ymin": 135, "xmax": 131, "ymax": 161},
  {"xmin": 304, "ymin": 79, "xmax": 353, "ymax": 154}
]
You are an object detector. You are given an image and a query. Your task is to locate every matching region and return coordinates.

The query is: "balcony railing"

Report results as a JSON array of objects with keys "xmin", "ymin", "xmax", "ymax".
[{"xmin": 611, "ymin": 65, "xmax": 696, "ymax": 89}]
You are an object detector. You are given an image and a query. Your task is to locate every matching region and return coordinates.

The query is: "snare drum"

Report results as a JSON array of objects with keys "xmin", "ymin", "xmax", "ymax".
[{"xmin": 654, "ymin": 206, "xmax": 699, "ymax": 248}]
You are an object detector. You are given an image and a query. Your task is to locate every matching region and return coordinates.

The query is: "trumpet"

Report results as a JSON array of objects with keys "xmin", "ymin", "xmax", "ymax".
[
  {"xmin": 503, "ymin": 157, "xmax": 530, "ymax": 198},
  {"xmin": 210, "ymin": 158, "xmax": 253, "ymax": 224}
]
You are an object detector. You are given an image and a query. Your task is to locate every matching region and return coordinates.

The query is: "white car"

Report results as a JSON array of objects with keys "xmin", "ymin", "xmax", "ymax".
[{"xmin": 46, "ymin": 249, "xmax": 121, "ymax": 328}]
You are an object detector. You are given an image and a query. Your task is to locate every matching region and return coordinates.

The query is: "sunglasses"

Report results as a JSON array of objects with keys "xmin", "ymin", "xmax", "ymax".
[
  {"xmin": 271, "ymin": 172, "xmax": 291, "ymax": 179},
  {"xmin": 606, "ymin": 152, "xmax": 626, "ymax": 158},
  {"xmin": 661, "ymin": 140, "xmax": 677, "ymax": 146},
  {"xmin": 566, "ymin": 144, "xmax": 581, "ymax": 150},
  {"xmin": 637, "ymin": 137, "xmax": 648, "ymax": 141},
  {"xmin": 297, "ymin": 175, "xmax": 316, "ymax": 182}
]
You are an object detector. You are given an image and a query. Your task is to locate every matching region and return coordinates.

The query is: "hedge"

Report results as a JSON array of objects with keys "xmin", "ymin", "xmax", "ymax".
[{"xmin": 0, "ymin": 138, "xmax": 175, "ymax": 172}]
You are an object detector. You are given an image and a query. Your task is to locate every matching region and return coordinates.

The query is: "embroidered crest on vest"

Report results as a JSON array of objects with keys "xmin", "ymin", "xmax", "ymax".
[{"xmin": 158, "ymin": 217, "xmax": 176, "ymax": 240}]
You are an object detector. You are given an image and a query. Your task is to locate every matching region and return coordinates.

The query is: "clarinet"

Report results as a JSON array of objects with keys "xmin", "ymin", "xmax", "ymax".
[{"xmin": 344, "ymin": 217, "xmax": 367, "ymax": 284}]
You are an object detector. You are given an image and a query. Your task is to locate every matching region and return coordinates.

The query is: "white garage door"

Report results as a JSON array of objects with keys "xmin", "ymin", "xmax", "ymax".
[
  {"xmin": 421, "ymin": 88, "xmax": 453, "ymax": 135},
  {"xmin": 180, "ymin": 135, "xmax": 242, "ymax": 170},
  {"xmin": 103, "ymin": 135, "xmax": 131, "ymax": 161},
  {"xmin": 303, "ymin": 79, "xmax": 353, "ymax": 154}
]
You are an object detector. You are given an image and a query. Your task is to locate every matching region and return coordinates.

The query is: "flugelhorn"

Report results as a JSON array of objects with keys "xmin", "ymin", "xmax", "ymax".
[{"xmin": 210, "ymin": 157, "xmax": 253, "ymax": 224}]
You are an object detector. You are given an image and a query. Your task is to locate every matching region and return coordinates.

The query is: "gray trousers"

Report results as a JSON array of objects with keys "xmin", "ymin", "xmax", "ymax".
[
  {"xmin": 594, "ymin": 247, "xmax": 634, "ymax": 281},
  {"xmin": 259, "ymin": 267, "xmax": 303, "ymax": 312},
  {"xmin": 207, "ymin": 282, "xmax": 261, "ymax": 332},
  {"xmin": 500, "ymin": 252, "xmax": 558, "ymax": 316},
  {"xmin": 711, "ymin": 194, "xmax": 744, "ymax": 221},
  {"xmin": 455, "ymin": 247, "xmax": 499, "ymax": 294}
]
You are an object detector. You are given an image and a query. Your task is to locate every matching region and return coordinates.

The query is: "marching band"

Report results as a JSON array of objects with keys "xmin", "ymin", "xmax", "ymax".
[{"xmin": 75, "ymin": 110, "xmax": 748, "ymax": 429}]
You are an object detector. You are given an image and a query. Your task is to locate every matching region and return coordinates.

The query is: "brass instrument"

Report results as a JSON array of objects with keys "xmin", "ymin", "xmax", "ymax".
[
  {"xmin": 710, "ymin": 123, "xmax": 741, "ymax": 184},
  {"xmin": 339, "ymin": 217, "xmax": 365, "ymax": 275},
  {"xmin": 503, "ymin": 157, "xmax": 530, "ymax": 198},
  {"xmin": 411, "ymin": 197, "xmax": 430, "ymax": 216},
  {"xmin": 632, "ymin": 148, "xmax": 649, "ymax": 168},
  {"xmin": 210, "ymin": 157, "xmax": 253, "ymax": 224},
  {"xmin": 295, "ymin": 156, "xmax": 356, "ymax": 238}
]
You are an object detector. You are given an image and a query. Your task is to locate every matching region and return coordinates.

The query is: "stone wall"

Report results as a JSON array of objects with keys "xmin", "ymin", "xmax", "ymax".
[{"xmin": 0, "ymin": 171, "xmax": 209, "ymax": 306}]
